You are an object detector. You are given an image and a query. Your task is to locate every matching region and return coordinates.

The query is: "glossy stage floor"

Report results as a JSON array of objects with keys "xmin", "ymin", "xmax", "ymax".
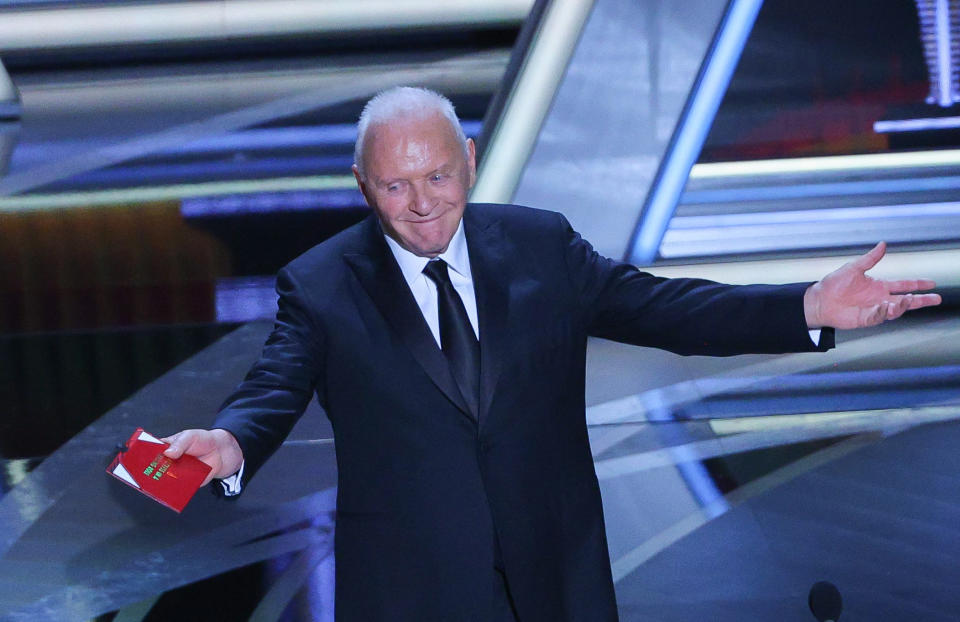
[{"xmin": 2, "ymin": 308, "xmax": 959, "ymax": 622}]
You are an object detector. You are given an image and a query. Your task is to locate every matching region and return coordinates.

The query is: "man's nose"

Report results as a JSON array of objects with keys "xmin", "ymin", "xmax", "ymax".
[{"xmin": 409, "ymin": 183, "xmax": 436, "ymax": 215}]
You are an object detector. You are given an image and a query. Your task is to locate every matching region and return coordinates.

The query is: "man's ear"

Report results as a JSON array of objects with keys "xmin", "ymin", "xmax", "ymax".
[
  {"xmin": 352, "ymin": 164, "xmax": 372, "ymax": 207},
  {"xmin": 465, "ymin": 138, "xmax": 477, "ymax": 189}
]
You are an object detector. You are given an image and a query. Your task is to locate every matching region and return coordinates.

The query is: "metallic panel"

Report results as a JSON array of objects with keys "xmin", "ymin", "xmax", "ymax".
[
  {"xmin": 510, "ymin": 0, "xmax": 731, "ymax": 260},
  {"xmin": 0, "ymin": 0, "xmax": 534, "ymax": 53}
]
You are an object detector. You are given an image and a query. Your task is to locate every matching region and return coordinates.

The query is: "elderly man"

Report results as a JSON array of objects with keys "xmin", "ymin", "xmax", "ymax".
[{"xmin": 164, "ymin": 87, "xmax": 941, "ymax": 621}]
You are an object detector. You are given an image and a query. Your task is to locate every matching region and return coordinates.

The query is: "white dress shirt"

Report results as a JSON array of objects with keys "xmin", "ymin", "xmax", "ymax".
[{"xmin": 383, "ymin": 219, "xmax": 480, "ymax": 345}]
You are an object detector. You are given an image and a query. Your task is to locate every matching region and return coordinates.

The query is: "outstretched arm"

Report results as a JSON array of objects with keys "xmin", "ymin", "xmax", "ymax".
[
  {"xmin": 804, "ymin": 242, "xmax": 942, "ymax": 329},
  {"xmin": 157, "ymin": 265, "xmax": 323, "ymax": 493}
]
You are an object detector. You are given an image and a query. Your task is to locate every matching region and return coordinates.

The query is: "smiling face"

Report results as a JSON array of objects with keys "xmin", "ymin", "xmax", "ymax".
[{"xmin": 353, "ymin": 113, "xmax": 476, "ymax": 258}]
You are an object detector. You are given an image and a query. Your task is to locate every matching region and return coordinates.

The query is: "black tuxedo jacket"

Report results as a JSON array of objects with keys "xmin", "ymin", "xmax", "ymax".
[{"xmin": 214, "ymin": 203, "xmax": 832, "ymax": 621}]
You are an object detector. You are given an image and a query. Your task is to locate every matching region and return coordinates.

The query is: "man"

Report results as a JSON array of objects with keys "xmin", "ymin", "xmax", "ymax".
[{"xmin": 163, "ymin": 87, "xmax": 941, "ymax": 621}]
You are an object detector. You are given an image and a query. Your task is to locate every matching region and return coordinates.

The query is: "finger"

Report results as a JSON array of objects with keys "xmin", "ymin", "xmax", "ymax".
[
  {"xmin": 163, "ymin": 430, "xmax": 197, "ymax": 458},
  {"xmin": 880, "ymin": 301, "xmax": 892, "ymax": 323},
  {"xmin": 862, "ymin": 303, "xmax": 885, "ymax": 327},
  {"xmin": 886, "ymin": 295, "xmax": 911, "ymax": 321},
  {"xmin": 876, "ymin": 300, "xmax": 897, "ymax": 325},
  {"xmin": 163, "ymin": 441, "xmax": 184, "ymax": 459},
  {"xmin": 907, "ymin": 292, "xmax": 942, "ymax": 309},
  {"xmin": 189, "ymin": 451, "xmax": 224, "ymax": 486},
  {"xmin": 197, "ymin": 454, "xmax": 221, "ymax": 479},
  {"xmin": 201, "ymin": 452, "xmax": 225, "ymax": 482},
  {"xmin": 850, "ymin": 241, "xmax": 886, "ymax": 272},
  {"xmin": 886, "ymin": 278, "xmax": 937, "ymax": 294}
]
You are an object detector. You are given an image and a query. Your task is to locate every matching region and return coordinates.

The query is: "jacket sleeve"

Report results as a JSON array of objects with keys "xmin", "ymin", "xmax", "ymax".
[
  {"xmin": 211, "ymin": 266, "xmax": 326, "ymax": 492},
  {"xmin": 557, "ymin": 213, "xmax": 834, "ymax": 356}
]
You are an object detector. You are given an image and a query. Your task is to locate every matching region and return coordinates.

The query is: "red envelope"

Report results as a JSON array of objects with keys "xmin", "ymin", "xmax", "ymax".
[{"xmin": 106, "ymin": 428, "xmax": 212, "ymax": 513}]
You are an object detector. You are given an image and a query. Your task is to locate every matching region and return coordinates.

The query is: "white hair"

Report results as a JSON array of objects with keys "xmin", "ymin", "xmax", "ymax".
[{"xmin": 354, "ymin": 86, "xmax": 468, "ymax": 179}]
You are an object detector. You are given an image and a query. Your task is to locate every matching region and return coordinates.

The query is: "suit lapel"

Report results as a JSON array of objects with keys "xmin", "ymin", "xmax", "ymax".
[
  {"xmin": 343, "ymin": 216, "xmax": 472, "ymax": 419},
  {"xmin": 464, "ymin": 208, "xmax": 510, "ymax": 426}
]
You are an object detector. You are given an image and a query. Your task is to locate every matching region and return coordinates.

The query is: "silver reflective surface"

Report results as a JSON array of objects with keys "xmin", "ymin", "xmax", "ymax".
[{"xmin": 513, "ymin": 0, "xmax": 729, "ymax": 260}]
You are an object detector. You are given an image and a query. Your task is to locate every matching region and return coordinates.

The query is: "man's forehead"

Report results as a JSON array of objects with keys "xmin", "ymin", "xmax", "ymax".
[{"xmin": 367, "ymin": 113, "xmax": 457, "ymax": 145}]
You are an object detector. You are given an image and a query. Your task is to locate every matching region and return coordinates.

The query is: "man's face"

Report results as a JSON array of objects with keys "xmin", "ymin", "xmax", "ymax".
[{"xmin": 353, "ymin": 114, "xmax": 476, "ymax": 258}]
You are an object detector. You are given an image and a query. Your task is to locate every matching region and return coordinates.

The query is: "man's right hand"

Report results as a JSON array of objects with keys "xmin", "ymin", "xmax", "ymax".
[{"xmin": 161, "ymin": 428, "xmax": 244, "ymax": 487}]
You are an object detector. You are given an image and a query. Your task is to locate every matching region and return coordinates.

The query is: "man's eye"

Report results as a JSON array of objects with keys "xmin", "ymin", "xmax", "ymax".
[{"xmin": 431, "ymin": 174, "xmax": 446, "ymax": 183}]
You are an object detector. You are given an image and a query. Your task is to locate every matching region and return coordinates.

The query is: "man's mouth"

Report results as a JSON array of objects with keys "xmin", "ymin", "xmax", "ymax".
[{"xmin": 406, "ymin": 213, "xmax": 444, "ymax": 224}]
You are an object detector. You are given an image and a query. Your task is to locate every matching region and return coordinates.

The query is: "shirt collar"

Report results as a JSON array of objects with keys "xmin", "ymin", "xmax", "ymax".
[{"xmin": 383, "ymin": 218, "xmax": 472, "ymax": 287}]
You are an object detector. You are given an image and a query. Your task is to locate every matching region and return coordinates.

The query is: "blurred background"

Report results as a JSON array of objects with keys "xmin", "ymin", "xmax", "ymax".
[{"xmin": 1, "ymin": 0, "xmax": 959, "ymax": 620}]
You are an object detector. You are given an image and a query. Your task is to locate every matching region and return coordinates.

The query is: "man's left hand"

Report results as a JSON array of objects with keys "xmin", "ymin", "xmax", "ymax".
[{"xmin": 804, "ymin": 241, "xmax": 942, "ymax": 329}]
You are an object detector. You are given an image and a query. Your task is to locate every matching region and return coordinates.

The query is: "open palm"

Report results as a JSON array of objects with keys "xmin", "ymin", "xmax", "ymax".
[{"xmin": 804, "ymin": 242, "xmax": 941, "ymax": 329}]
